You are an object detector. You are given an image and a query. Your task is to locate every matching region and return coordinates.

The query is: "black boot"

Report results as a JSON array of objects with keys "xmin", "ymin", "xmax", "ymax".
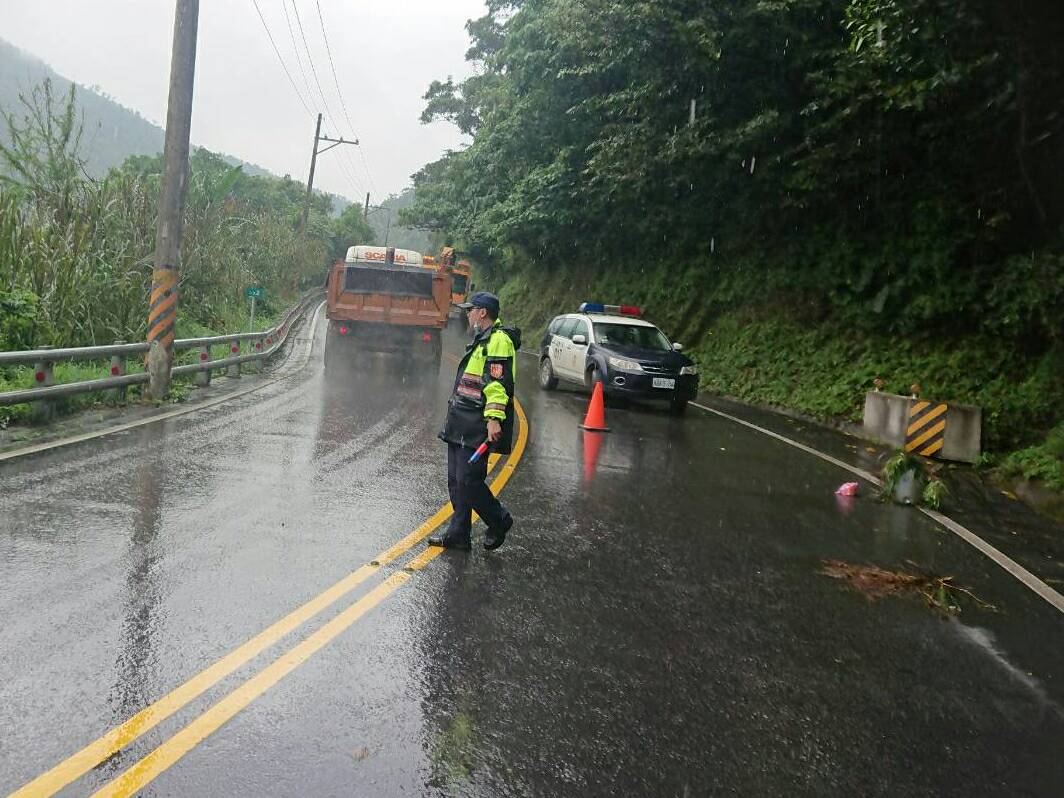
[
  {"xmin": 428, "ymin": 534, "xmax": 471, "ymax": 551},
  {"xmin": 483, "ymin": 515, "xmax": 513, "ymax": 551}
]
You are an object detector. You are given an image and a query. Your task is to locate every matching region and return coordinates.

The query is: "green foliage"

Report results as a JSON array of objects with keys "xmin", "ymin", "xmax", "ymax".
[
  {"xmin": 0, "ymin": 80, "xmax": 334, "ymax": 352},
  {"xmin": 493, "ymin": 253, "xmax": 1063, "ymax": 464},
  {"xmin": 0, "ymin": 79, "xmax": 85, "ymax": 213},
  {"xmin": 332, "ymin": 202, "xmax": 374, "ymax": 260},
  {"xmin": 880, "ymin": 450, "xmax": 926, "ymax": 503},
  {"xmin": 402, "ymin": 0, "xmax": 1062, "ymax": 327},
  {"xmin": 404, "ymin": 1, "xmax": 1063, "ymax": 495},
  {"xmin": 922, "ymin": 478, "xmax": 949, "ymax": 511},
  {"xmin": 1001, "ymin": 423, "xmax": 1064, "ymax": 492},
  {"xmin": 0, "ymin": 289, "xmax": 39, "ymax": 349}
]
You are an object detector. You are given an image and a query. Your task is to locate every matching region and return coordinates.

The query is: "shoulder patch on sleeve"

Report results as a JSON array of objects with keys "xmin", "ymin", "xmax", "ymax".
[{"xmin": 490, "ymin": 362, "xmax": 504, "ymax": 379}]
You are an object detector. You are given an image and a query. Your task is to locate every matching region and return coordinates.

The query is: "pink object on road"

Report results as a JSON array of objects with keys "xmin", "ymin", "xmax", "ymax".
[{"xmin": 835, "ymin": 482, "xmax": 860, "ymax": 497}]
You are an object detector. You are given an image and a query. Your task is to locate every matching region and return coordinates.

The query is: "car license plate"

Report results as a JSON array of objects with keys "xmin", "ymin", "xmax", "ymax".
[{"xmin": 652, "ymin": 377, "xmax": 676, "ymax": 389}]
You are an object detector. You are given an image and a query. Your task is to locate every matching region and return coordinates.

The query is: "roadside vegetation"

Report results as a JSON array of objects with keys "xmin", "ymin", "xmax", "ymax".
[
  {"xmin": 0, "ymin": 79, "xmax": 371, "ymax": 426},
  {"xmin": 401, "ymin": 0, "xmax": 1064, "ymax": 499}
]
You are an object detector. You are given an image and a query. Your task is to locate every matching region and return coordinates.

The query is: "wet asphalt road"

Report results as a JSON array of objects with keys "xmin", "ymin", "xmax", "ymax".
[{"xmin": 2, "ymin": 316, "xmax": 1064, "ymax": 797}]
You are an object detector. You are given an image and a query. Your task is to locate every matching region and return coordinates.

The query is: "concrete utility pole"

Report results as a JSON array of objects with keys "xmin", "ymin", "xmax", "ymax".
[
  {"xmin": 147, "ymin": 0, "xmax": 199, "ymax": 400},
  {"xmin": 300, "ymin": 114, "xmax": 358, "ymax": 233},
  {"xmin": 300, "ymin": 113, "xmax": 323, "ymax": 234}
]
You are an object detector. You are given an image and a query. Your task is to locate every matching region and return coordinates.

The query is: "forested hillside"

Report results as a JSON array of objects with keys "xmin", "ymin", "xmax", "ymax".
[
  {"xmin": 0, "ymin": 37, "xmax": 273, "ymax": 180},
  {"xmin": 402, "ymin": 0, "xmax": 1064, "ymax": 490}
]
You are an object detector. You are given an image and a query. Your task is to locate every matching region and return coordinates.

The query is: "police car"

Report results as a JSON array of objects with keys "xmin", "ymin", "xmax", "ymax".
[{"xmin": 538, "ymin": 303, "xmax": 699, "ymax": 414}]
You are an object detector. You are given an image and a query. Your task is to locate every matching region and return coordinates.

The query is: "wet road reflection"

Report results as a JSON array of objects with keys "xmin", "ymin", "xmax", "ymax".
[
  {"xmin": 401, "ymin": 352, "xmax": 1064, "ymax": 797},
  {"xmin": 111, "ymin": 426, "xmax": 167, "ymax": 732},
  {"xmin": 2, "ymin": 323, "xmax": 1064, "ymax": 796}
]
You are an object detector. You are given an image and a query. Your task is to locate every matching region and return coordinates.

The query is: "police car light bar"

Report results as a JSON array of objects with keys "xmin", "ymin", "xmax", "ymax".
[{"xmin": 579, "ymin": 302, "xmax": 642, "ymax": 316}]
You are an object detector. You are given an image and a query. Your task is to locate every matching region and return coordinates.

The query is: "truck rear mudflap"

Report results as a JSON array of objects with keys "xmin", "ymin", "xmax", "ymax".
[{"xmin": 325, "ymin": 320, "xmax": 442, "ymax": 365}]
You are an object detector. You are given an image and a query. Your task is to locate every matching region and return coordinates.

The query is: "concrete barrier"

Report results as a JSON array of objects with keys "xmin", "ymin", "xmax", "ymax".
[
  {"xmin": 862, "ymin": 391, "xmax": 981, "ymax": 464},
  {"xmin": 863, "ymin": 392, "xmax": 910, "ymax": 447}
]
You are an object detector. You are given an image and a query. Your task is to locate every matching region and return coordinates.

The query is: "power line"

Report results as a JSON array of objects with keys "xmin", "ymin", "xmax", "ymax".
[
  {"xmin": 280, "ymin": 0, "xmax": 315, "ymax": 115},
  {"xmin": 314, "ymin": 0, "xmax": 377, "ymax": 195},
  {"xmin": 278, "ymin": 0, "xmax": 365, "ymax": 199},
  {"xmin": 322, "ymin": 118, "xmax": 368, "ymax": 199},
  {"xmin": 250, "ymin": 0, "xmax": 314, "ymax": 117},
  {"xmin": 290, "ymin": 0, "xmax": 338, "ymax": 125},
  {"xmin": 251, "ymin": 1, "xmax": 362, "ymax": 199}
]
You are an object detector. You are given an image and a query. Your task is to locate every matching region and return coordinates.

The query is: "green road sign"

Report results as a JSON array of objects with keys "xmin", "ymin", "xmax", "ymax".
[{"xmin": 245, "ymin": 286, "xmax": 265, "ymax": 299}]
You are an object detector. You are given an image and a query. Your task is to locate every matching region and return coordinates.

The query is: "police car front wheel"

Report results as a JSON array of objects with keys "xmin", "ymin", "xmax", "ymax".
[{"xmin": 538, "ymin": 357, "xmax": 558, "ymax": 390}]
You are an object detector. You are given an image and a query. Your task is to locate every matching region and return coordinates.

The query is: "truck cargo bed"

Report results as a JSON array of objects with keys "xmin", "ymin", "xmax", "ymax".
[{"xmin": 342, "ymin": 264, "xmax": 434, "ymax": 298}]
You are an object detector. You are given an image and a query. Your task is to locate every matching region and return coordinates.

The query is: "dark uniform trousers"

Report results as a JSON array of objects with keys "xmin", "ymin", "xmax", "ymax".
[{"xmin": 445, "ymin": 442, "xmax": 511, "ymax": 543}]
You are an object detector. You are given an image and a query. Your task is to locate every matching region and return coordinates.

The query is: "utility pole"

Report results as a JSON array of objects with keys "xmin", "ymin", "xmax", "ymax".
[
  {"xmin": 300, "ymin": 113, "xmax": 323, "ymax": 234},
  {"xmin": 147, "ymin": 0, "xmax": 199, "ymax": 400},
  {"xmin": 300, "ymin": 113, "xmax": 358, "ymax": 233},
  {"xmin": 363, "ymin": 192, "xmax": 370, "ymax": 220}
]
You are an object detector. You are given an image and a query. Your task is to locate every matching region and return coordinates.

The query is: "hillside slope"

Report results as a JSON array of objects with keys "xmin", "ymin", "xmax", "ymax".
[
  {"xmin": 402, "ymin": 1, "xmax": 1064, "ymax": 500},
  {"xmin": 0, "ymin": 37, "xmax": 275, "ymax": 182}
]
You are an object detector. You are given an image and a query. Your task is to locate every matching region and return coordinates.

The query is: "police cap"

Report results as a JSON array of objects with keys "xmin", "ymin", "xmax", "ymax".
[{"xmin": 457, "ymin": 291, "xmax": 500, "ymax": 317}]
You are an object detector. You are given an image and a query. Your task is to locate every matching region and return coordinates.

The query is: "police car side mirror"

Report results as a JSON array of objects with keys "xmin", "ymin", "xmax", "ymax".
[
  {"xmin": 572, "ymin": 334, "xmax": 587, "ymax": 345},
  {"xmin": 672, "ymin": 342, "xmax": 683, "ymax": 351}
]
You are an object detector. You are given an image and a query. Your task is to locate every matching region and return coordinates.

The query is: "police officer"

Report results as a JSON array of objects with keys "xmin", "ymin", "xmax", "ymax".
[{"xmin": 429, "ymin": 291, "xmax": 518, "ymax": 551}]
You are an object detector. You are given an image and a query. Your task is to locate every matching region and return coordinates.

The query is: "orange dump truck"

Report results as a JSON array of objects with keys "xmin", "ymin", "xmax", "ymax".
[
  {"xmin": 452, "ymin": 259, "xmax": 472, "ymax": 308},
  {"xmin": 325, "ymin": 245, "xmax": 452, "ymax": 367},
  {"xmin": 435, "ymin": 247, "xmax": 473, "ymax": 322}
]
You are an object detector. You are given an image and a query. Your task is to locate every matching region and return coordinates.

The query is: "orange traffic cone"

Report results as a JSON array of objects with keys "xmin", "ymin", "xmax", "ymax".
[
  {"xmin": 582, "ymin": 429, "xmax": 604, "ymax": 482},
  {"xmin": 579, "ymin": 381, "xmax": 610, "ymax": 432}
]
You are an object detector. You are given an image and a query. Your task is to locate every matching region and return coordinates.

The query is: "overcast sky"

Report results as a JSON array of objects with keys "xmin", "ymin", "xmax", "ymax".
[{"xmin": 2, "ymin": 0, "xmax": 485, "ymax": 201}]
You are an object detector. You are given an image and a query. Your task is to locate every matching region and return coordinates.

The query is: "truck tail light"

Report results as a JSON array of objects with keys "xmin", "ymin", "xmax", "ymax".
[{"xmin": 339, "ymin": 326, "xmax": 349, "ymax": 335}]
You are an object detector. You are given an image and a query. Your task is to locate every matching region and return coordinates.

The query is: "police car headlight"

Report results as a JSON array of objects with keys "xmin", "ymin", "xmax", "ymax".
[
  {"xmin": 608, "ymin": 356, "xmax": 643, "ymax": 372},
  {"xmin": 681, "ymin": 365, "xmax": 699, "ymax": 376}
]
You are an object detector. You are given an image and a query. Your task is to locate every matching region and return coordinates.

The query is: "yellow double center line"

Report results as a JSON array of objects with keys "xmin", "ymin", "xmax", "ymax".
[{"xmin": 12, "ymin": 399, "xmax": 528, "ymax": 798}]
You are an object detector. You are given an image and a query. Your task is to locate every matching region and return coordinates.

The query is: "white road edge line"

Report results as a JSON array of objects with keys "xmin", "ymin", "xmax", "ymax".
[
  {"xmin": 517, "ymin": 351, "xmax": 1064, "ymax": 613},
  {"xmin": 0, "ymin": 301, "xmax": 325, "ymax": 464},
  {"xmin": 690, "ymin": 400, "xmax": 1064, "ymax": 615}
]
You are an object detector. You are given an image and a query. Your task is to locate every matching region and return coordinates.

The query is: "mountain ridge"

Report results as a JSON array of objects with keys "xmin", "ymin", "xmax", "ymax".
[{"xmin": 0, "ymin": 36, "xmax": 346, "ymax": 201}]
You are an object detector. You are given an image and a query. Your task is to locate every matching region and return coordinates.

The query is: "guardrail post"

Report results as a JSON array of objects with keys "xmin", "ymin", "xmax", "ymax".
[
  {"xmin": 31, "ymin": 346, "xmax": 55, "ymax": 423},
  {"xmin": 227, "ymin": 342, "xmax": 240, "ymax": 378},
  {"xmin": 110, "ymin": 342, "xmax": 127, "ymax": 403},
  {"xmin": 194, "ymin": 343, "xmax": 211, "ymax": 387},
  {"xmin": 252, "ymin": 335, "xmax": 265, "ymax": 372}
]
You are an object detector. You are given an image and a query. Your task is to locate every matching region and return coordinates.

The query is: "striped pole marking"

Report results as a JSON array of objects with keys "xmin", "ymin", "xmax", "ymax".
[
  {"xmin": 906, "ymin": 400, "xmax": 947, "ymax": 457},
  {"xmin": 147, "ymin": 263, "xmax": 178, "ymax": 350}
]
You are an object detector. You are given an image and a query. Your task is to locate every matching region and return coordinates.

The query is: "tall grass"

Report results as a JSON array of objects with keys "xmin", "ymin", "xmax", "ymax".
[{"xmin": 0, "ymin": 79, "xmax": 330, "ymax": 352}]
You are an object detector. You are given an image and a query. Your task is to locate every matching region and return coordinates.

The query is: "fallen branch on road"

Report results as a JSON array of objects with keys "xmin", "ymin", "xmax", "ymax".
[{"xmin": 819, "ymin": 559, "xmax": 996, "ymax": 615}]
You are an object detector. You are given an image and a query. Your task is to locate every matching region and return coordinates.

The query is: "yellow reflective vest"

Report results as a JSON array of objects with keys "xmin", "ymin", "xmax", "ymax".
[{"xmin": 440, "ymin": 319, "xmax": 519, "ymax": 454}]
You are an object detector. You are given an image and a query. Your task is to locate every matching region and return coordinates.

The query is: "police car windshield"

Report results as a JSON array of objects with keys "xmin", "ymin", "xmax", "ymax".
[{"xmin": 592, "ymin": 322, "xmax": 671, "ymax": 351}]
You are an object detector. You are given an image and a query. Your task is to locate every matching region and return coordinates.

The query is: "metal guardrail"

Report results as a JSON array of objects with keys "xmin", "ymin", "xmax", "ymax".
[{"xmin": 0, "ymin": 292, "xmax": 323, "ymax": 411}]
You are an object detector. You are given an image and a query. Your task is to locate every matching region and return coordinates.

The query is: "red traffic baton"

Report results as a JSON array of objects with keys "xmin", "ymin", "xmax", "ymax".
[{"xmin": 468, "ymin": 442, "xmax": 490, "ymax": 464}]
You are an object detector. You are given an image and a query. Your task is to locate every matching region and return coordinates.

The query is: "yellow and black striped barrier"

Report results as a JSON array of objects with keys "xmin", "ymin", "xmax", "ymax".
[
  {"xmin": 906, "ymin": 400, "xmax": 947, "ymax": 457},
  {"xmin": 148, "ymin": 262, "xmax": 178, "ymax": 351}
]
